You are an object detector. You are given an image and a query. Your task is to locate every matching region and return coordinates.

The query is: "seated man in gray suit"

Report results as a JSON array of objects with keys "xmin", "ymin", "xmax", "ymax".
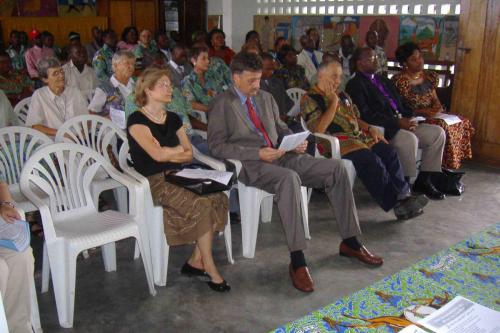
[
  {"xmin": 208, "ymin": 52, "xmax": 383, "ymax": 293},
  {"xmin": 166, "ymin": 44, "xmax": 192, "ymax": 88}
]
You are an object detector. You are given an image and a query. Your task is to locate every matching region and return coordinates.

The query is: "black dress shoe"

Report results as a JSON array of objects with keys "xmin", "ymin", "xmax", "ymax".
[
  {"xmin": 207, "ymin": 280, "xmax": 231, "ymax": 292},
  {"xmin": 413, "ymin": 178, "xmax": 445, "ymax": 200},
  {"xmin": 181, "ymin": 262, "xmax": 208, "ymax": 277}
]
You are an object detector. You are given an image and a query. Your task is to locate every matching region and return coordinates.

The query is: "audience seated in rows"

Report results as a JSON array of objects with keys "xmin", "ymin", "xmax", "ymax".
[
  {"xmin": 208, "ymin": 28, "xmax": 235, "ymax": 66},
  {"xmin": 297, "ymin": 35, "xmax": 323, "ymax": 85},
  {"xmin": 89, "ymin": 51, "xmax": 135, "ymax": 127},
  {"xmin": 93, "ymin": 29, "xmax": 118, "ymax": 85},
  {"xmin": 365, "ymin": 30, "xmax": 388, "ymax": 76},
  {"xmin": 260, "ymin": 53, "xmax": 294, "ymax": 122},
  {"xmin": 166, "ymin": 44, "xmax": 192, "ymax": 88},
  {"xmin": 346, "ymin": 47, "xmax": 446, "ymax": 200},
  {"xmin": 392, "ymin": 42, "xmax": 474, "ymax": 170},
  {"xmin": 300, "ymin": 61, "xmax": 428, "ymax": 220},
  {"xmin": 208, "ymin": 52, "xmax": 384, "ymax": 293},
  {"xmin": 133, "ymin": 29, "xmax": 158, "ymax": 70},
  {"xmin": 155, "ymin": 31, "xmax": 172, "ymax": 62},
  {"xmin": 275, "ymin": 45, "xmax": 310, "ymax": 90},
  {"xmin": 336, "ymin": 34, "xmax": 356, "ymax": 91},
  {"xmin": 182, "ymin": 46, "xmax": 230, "ymax": 113},
  {"xmin": 0, "ymin": 51, "xmax": 33, "ymax": 106},
  {"xmin": 62, "ymin": 44, "xmax": 99, "ymax": 101},
  {"xmin": 6, "ymin": 31, "xmax": 26, "ymax": 73},
  {"xmin": 85, "ymin": 26, "xmax": 103, "ymax": 62},
  {"xmin": 25, "ymin": 57, "xmax": 88, "ymax": 136},
  {"xmin": 117, "ymin": 26, "xmax": 139, "ymax": 52},
  {"xmin": 0, "ymin": 179, "xmax": 35, "ymax": 333},
  {"xmin": 24, "ymin": 30, "xmax": 55, "ymax": 81},
  {"xmin": 126, "ymin": 68, "xmax": 230, "ymax": 292}
]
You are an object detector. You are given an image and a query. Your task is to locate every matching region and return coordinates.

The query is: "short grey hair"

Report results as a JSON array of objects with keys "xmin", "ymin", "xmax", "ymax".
[
  {"xmin": 112, "ymin": 50, "xmax": 136, "ymax": 66},
  {"xmin": 36, "ymin": 57, "xmax": 61, "ymax": 79}
]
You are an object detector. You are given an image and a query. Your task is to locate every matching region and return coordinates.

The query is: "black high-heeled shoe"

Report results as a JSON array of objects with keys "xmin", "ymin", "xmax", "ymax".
[
  {"xmin": 207, "ymin": 280, "xmax": 231, "ymax": 292},
  {"xmin": 181, "ymin": 262, "xmax": 208, "ymax": 277}
]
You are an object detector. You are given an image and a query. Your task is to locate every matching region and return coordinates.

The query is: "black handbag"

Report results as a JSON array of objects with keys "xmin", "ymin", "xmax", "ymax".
[
  {"xmin": 164, "ymin": 170, "xmax": 233, "ymax": 195},
  {"xmin": 431, "ymin": 168, "xmax": 465, "ymax": 196}
]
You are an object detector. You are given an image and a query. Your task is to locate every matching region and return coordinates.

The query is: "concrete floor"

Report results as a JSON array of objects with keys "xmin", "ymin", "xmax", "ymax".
[{"xmin": 32, "ymin": 162, "xmax": 500, "ymax": 333}]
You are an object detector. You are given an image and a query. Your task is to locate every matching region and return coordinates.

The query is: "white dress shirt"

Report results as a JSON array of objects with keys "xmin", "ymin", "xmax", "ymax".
[
  {"xmin": 25, "ymin": 86, "xmax": 89, "ymax": 129},
  {"xmin": 168, "ymin": 59, "xmax": 185, "ymax": 76},
  {"xmin": 0, "ymin": 90, "xmax": 17, "ymax": 127},
  {"xmin": 62, "ymin": 60, "xmax": 99, "ymax": 101},
  {"xmin": 88, "ymin": 75, "xmax": 134, "ymax": 113}
]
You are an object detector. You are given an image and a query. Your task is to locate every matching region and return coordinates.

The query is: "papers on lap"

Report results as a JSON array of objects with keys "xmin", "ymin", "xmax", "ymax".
[
  {"xmin": 432, "ymin": 113, "xmax": 462, "ymax": 126},
  {"xmin": 278, "ymin": 131, "xmax": 310, "ymax": 152},
  {"xmin": 0, "ymin": 218, "xmax": 30, "ymax": 252},
  {"xmin": 176, "ymin": 169, "xmax": 233, "ymax": 185}
]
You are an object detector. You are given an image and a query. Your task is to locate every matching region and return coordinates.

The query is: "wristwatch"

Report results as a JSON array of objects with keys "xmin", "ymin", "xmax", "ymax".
[{"xmin": 0, "ymin": 201, "xmax": 15, "ymax": 208}]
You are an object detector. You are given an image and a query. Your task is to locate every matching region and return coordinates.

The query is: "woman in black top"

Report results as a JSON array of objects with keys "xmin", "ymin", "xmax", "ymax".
[{"xmin": 127, "ymin": 68, "xmax": 230, "ymax": 292}]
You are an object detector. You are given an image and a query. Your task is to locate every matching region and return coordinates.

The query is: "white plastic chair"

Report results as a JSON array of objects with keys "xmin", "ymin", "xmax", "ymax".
[
  {"xmin": 55, "ymin": 114, "xmax": 128, "ymax": 216},
  {"xmin": 286, "ymin": 88, "xmax": 306, "ymax": 117},
  {"xmin": 20, "ymin": 143, "xmax": 156, "ymax": 328},
  {"xmin": 13, "ymin": 97, "xmax": 31, "ymax": 126},
  {"xmin": 226, "ymin": 158, "xmax": 310, "ymax": 258},
  {"xmin": 118, "ymin": 142, "xmax": 234, "ymax": 287},
  {"xmin": 0, "ymin": 126, "xmax": 53, "ymax": 213}
]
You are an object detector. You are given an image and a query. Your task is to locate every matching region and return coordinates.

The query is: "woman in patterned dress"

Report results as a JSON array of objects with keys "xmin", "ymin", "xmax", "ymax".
[{"xmin": 392, "ymin": 42, "xmax": 473, "ymax": 169}]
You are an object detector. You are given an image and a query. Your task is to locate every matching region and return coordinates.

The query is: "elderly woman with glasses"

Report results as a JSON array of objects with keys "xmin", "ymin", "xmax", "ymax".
[
  {"xmin": 127, "ymin": 68, "xmax": 230, "ymax": 292},
  {"xmin": 88, "ymin": 50, "xmax": 136, "ymax": 129},
  {"xmin": 25, "ymin": 57, "xmax": 88, "ymax": 136}
]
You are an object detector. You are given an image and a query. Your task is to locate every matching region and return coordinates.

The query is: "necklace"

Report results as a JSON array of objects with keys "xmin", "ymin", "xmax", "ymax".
[
  {"xmin": 408, "ymin": 71, "xmax": 423, "ymax": 80},
  {"xmin": 141, "ymin": 106, "xmax": 166, "ymax": 123}
]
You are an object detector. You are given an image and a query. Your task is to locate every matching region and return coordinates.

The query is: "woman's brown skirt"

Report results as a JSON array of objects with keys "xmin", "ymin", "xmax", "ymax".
[{"xmin": 147, "ymin": 172, "xmax": 228, "ymax": 246}]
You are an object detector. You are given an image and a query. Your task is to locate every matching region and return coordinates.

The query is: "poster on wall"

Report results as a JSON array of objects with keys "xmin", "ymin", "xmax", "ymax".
[
  {"xmin": 290, "ymin": 16, "xmax": 323, "ymax": 49},
  {"xmin": 359, "ymin": 16, "xmax": 400, "ymax": 58},
  {"xmin": 57, "ymin": 0, "xmax": 96, "ymax": 16},
  {"xmin": 399, "ymin": 15, "xmax": 459, "ymax": 61},
  {"xmin": 254, "ymin": 15, "xmax": 292, "ymax": 52},
  {"xmin": 322, "ymin": 16, "xmax": 359, "ymax": 53},
  {"xmin": 12, "ymin": 0, "xmax": 58, "ymax": 16}
]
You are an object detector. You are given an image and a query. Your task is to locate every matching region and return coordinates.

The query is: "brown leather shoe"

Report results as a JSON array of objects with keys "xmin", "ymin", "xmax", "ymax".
[
  {"xmin": 289, "ymin": 264, "xmax": 314, "ymax": 292},
  {"xmin": 339, "ymin": 242, "xmax": 384, "ymax": 266}
]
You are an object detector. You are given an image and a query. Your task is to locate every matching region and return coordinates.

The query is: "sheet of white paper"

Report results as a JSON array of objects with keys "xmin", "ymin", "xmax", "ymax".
[
  {"xmin": 399, "ymin": 325, "xmax": 429, "ymax": 333},
  {"xmin": 278, "ymin": 131, "xmax": 310, "ymax": 152},
  {"xmin": 0, "ymin": 219, "xmax": 30, "ymax": 252},
  {"xmin": 419, "ymin": 296, "xmax": 500, "ymax": 333},
  {"xmin": 412, "ymin": 116, "xmax": 426, "ymax": 122},
  {"xmin": 176, "ymin": 169, "xmax": 233, "ymax": 185},
  {"xmin": 110, "ymin": 107, "xmax": 126, "ymax": 129},
  {"xmin": 432, "ymin": 113, "xmax": 462, "ymax": 126}
]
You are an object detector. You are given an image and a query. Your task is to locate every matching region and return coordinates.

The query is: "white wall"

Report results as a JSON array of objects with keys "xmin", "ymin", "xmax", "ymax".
[{"xmin": 210, "ymin": 0, "xmax": 461, "ymax": 51}]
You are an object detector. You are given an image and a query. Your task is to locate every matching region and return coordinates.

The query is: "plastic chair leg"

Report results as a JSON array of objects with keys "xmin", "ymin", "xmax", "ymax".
[
  {"xmin": 239, "ymin": 185, "xmax": 263, "ymax": 258},
  {"xmin": 50, "ymin": 248, "xmax": 77, "ymax": 328},
  {"xmin": 113, "ymin": 186, "xmax": 128, "ymax": 213},
  {"xmin": 101, "ymin": 242, "xmax": 117, "ymax": 272},
  {"xmin": 41, "ymin": 242, "xmax": 50, "ymax": 293},
  {"xmin": 135, "ymin": 236, "xmax": 157, "ymax": 296},
  {"xmin": 133, "ymin": 241, "xmax": 141, "ymax": 259},
  {"xmin": 260, "ymin": 196, "xmax": 273, "ymax": 223},
  {"xmin": 300, "ymin": 186, "xmax": 311, "ymax": 240},
  {"xmin": 224, "ymin": 215, "xmax": 234, "ymax": 264}
]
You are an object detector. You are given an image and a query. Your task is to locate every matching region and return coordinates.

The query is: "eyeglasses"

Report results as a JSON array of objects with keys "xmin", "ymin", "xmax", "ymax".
[
  {"xmin": 155, "ymin": 80, "xmax": 172, "ymax": 89},
  {"xmin": 50, "ymin": 68, "xmax": 64, "ymax": 77}
]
